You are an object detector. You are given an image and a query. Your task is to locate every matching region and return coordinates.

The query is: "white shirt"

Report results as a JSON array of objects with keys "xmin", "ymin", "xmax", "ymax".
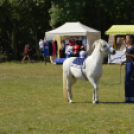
[
  {"xmin": 65, "ymin": 39, "xmax": 70, "ymax": 54},
  {"xmin": 79, "ymin": 51, "xmax": 86, "ymax": 58},
  {"xmin": 82, "ymin": 39, "xmax": 87, "ymax": 50},
  {"xmin": 67, "ymin": 45, "xmax": 73, "ymax": 53},
  {"xmin": 65, "ymin": 45, "xmax": 69, "ymax": 54},
  {"xmin": 39, "ymin": 40, "xmax": 44, "ymax": 51},
  {"xmin": 65, "ymin": 39, "xmax": 70, "ymax": 45}
]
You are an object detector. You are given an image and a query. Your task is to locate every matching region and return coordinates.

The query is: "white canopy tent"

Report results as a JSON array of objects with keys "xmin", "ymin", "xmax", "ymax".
[{"xmin": 45, "ymin": 22, "xmax": 101, "ymax": 55}]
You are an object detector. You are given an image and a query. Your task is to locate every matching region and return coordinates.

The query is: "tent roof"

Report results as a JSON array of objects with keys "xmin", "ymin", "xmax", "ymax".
[
  {"xmin": 45, "ymin": 22, "xmax": 100, "ymax": 37},
  {"xmin": 105, "ymin": 25, "xmax": 134, "ymax": 35}
]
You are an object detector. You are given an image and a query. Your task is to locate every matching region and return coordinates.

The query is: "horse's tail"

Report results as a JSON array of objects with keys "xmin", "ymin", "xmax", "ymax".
[{"xmin": 63, "ymin": 72, "xmax": 68, "ymax": 101}]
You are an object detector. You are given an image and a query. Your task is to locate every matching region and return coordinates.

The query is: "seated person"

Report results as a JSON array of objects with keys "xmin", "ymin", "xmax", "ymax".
[
  {"xmin": 73, "ymin": 50, "xmax": 79, "ymax": 57},
  {"xmin": 81, "ymin": 44, "xmax": 86, "ymax": 50},
  {"xmin": 73, "ymin": 44, "xmax": 80, "ymax": 52},
  {"xmin": 59, "ymin": 46, "xmax": 65, "ymax": 58},
  {"xmin": 79, "ymin": 46, "xmax": 87, "ymax": 59},
  {"xmin": 66, "ymin": 44, "xmax": 74, "ymax": 58},
  {"xmin": 73, "ymin": 44, "xmax": 80, "ymax": 57},
  {"xmin": 82, "ymin": 39, "xmax": 87, "ymax": 50}
]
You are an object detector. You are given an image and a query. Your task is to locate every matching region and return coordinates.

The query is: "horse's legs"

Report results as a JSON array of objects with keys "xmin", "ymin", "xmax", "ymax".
[
  {"xmin": 67, "ymin": 75, "xmax": 76, "ymax": 103},
  {"xmin": 94, "ymin": 79, "xmax": 100, "ymax": 103},
  {"xmin": 88, "ymin": 77, "xmax": 99, "ymax": 104}
]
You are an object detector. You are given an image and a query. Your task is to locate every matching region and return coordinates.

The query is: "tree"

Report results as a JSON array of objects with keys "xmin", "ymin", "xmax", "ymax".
[
  {"xmin": 49, "ymin": 0, "xmax": 134, "ymax": 39},
  {"xmin": 0, "ymin": 0, "xmax": 51, "ymax": 60}
]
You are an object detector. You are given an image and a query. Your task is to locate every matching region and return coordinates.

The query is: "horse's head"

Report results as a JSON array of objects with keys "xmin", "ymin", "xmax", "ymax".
[{"xmin": 94, "ymin": 39, "xmax": 115, "ymax": 55}]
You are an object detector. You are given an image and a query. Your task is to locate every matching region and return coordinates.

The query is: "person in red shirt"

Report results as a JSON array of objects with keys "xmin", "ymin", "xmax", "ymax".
[
  {"xmin": 21, "ymin": 44, "xmax": 32, "ymax": 63},
  {"xmin": 73, "ymin": 44, "xmax": 80, "ymax": 57},
  {"xmin": 73, "ymin": 44, "xmax": 80, "ymax": 52}
]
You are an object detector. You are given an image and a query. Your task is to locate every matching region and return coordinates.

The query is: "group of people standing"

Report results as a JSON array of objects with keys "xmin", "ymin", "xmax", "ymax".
[
  {"xmin": 39, "ymin": 39, "xmax": 58, "ymax": 63},
  {"xmin": 60, "ymin": 38, "xmax": 87, "ymax": 59},
  {"xmin": 39, "ymin": 38, "xmax": 87, "ymax": 63}
]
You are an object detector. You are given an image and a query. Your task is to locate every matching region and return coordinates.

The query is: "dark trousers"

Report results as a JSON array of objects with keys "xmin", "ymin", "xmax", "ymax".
[{"xmin": 125, "ymin": 62, "xmax": 134, "ymax": 102}]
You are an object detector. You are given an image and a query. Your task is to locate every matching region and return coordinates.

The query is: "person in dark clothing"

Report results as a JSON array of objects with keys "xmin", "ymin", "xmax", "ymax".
[
  {"xmin": 59, "ymin": 46, "xmax": 65, "ymax": 58},
  {"xmin": 73, "ymin": 50, "xmax": 79, "ymax": 57},
  {"xmin": 120, "ymin": 34, "xmax": 134, "ymax": 103}
]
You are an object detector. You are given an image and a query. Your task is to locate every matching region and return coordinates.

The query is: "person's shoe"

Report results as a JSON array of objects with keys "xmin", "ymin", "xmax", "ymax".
[
  {"xmin": 125, "ymin": 101, "xmax": 130, "ymax": 103},
  {"xmin": 129, "ymin": 101, "xmax": 134, "ymax": 103}
]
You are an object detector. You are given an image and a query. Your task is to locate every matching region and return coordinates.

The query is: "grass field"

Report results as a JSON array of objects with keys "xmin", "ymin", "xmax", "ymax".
[{"xmin": 0, "ymin": 62, "xmax": 134, "ymax": 134}]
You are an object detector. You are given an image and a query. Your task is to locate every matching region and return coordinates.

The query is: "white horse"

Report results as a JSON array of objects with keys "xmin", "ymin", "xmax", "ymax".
[{"xmin": 63, "ymin": 39, "xmax": 115, "ymax": 104}]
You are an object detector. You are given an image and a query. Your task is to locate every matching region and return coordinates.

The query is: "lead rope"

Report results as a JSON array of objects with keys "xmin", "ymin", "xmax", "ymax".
[
  {"xmin": 119, "ymin": 65, "xmax": 121, "ymax": 97},
  {"xmin": 113, "ymin": 55, "xmax": 134, "ymax": 98},
  {"xmin": 109, "ymin": 53, "xmax": 125, "ymax": 98}
]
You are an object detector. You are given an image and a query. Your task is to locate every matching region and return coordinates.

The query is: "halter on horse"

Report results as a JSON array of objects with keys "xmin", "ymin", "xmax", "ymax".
[{"xmin": 63, "ymin": 39, "xmax": 115, "ymax": 104}]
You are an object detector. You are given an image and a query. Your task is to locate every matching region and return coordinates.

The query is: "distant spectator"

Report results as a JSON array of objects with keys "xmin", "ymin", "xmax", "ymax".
[
  {"xmin": 73, "ymin": 50, "xmax": 79, "ymax": 57},
  {"xmin": 59, "ymin": 45, "xmax": 65, "ymax": 58},
  {"xmin": 82, "ymin": 39, "xmax": 87, "ymax": 50},
  {"xmin": 66, "ymin": 44, "xmax": 74, "ymax": 58},
  {"xmin": 39, "ymin": 39, "xmax": 44, "ymax": 53},
  {"xmin": 73, "ymin": 44, "xmax": 80, "ymax": 52},
  {"xmin": 73, "ymin": 43, "xmax": 80, "ymax": 57},
  {"xmin": 79, "ymin": 46, "xmax": 86, "ymax": 59},
  {"xmin": 21, "ymin": 44, "xmax": 32, "ymax": 63}
]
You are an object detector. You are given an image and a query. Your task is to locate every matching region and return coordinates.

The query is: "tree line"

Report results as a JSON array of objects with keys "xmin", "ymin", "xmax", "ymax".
[{"xmin": 0, "ymin": 0, "xmax": 134, "ymax": 60}]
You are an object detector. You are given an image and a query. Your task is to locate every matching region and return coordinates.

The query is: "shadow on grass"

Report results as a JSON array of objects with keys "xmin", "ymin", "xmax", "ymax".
[
  {"xmin": 73, "ymin": 101, "xmax": 132, "ymax": 104},
  {"xmin": 100, "ymin": 102, "xmax": 126, "ymax": 104}
]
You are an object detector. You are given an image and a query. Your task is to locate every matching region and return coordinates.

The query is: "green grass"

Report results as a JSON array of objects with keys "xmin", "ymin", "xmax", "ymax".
[{"xmin": 0, "ymin": 62, "xmax": 134, "ymax": 134}]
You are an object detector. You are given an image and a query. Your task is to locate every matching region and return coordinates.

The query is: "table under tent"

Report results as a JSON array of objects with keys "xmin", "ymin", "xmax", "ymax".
[
  {"xmin": 105, "ymin": 25, "xmax": 134, "ymax": 64},
  {"xmin": 44, "ymin": 22, "xmax": 101, "ymax": 64}
]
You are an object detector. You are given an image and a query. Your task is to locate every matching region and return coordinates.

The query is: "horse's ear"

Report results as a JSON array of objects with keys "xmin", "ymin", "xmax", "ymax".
[
  {"xmin": 92, "ymin": 40, "xmax": 100, "ymax": 48},
  {"xmin": 92, "ymin": 42, "xmax": 96, "ymax": 49}
]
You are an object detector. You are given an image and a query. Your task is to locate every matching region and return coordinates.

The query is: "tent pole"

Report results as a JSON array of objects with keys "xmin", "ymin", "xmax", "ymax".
[{"xmin": 114, "ymin": 35, "xmax": 116, "ymax": 49}]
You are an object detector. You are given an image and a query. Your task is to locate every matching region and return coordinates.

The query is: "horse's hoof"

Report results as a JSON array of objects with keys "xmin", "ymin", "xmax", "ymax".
[
  {"xmin": 69, "ymin": 100, "xmax": 73, "ymax": 103},
  {"xmin": 93, "ymin": 101, "xmax": 99, "ymax": 104}
]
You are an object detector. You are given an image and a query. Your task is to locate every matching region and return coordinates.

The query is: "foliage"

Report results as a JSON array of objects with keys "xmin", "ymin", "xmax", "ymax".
[
  {"xmin": 1, "ymin": 0, "xmax": 134, "ymax": 60},
  {"xmin": 50, "ymin": 0, "xmax": 134, "ymax": 38},
  {"xmin": 0, "ymin": 0, "xmax": 51, "ymax": 60}
]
